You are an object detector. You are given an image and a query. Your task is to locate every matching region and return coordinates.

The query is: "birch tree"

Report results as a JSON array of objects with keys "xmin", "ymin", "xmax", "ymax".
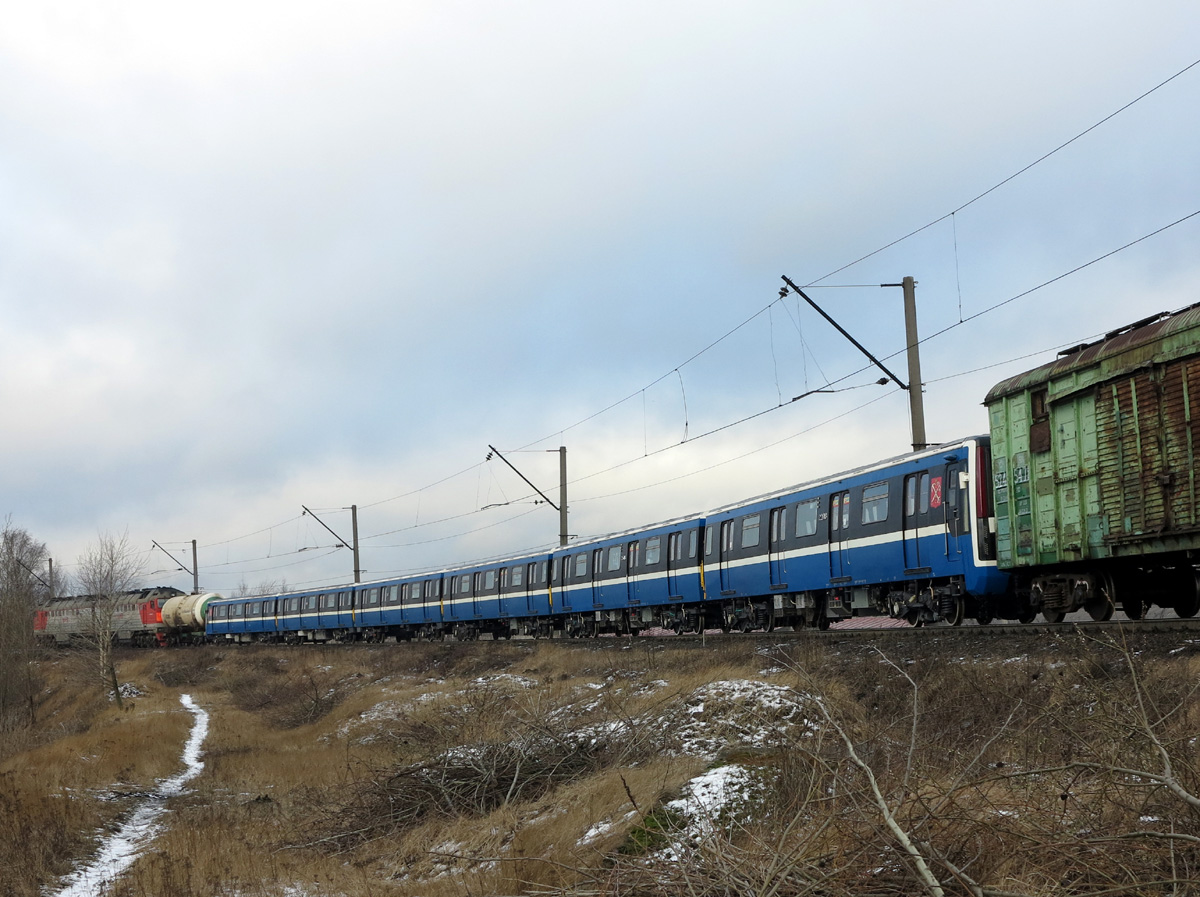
[
  {"xmin": 0, "ymin": 520, "xmax": 50, "ymax": 729},
  {"xmin": 75, "ymin": 531, "xmax": 143, "ymax": 708}
]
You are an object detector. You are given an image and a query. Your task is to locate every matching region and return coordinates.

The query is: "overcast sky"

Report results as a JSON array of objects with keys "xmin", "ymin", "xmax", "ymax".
[{"xmin": 3, "ymin": 2, "xmax": 1198, "ymax": 595}]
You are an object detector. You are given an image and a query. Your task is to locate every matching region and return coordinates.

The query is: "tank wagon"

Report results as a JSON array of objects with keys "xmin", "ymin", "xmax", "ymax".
[
  {"xmin": 35, "ymin": 587, "xmax": 221, "ymax": 646},
  {"xmin": 985, "ymin": 302, "xmax": 1200, "ymax": 622}
]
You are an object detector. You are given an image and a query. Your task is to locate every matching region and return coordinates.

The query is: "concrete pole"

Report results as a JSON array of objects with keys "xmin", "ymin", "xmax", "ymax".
[
  {"xmin": 903, "ymin": 275, "xmax": 927, "ymax": 451},
  {"xmin": 351, "ymin": 504, "xmax": 361, "ymax": 584},
  {"xmin": 558, "ymin": 447, "xmax": 568, "ymax": 548},
  {"xmin": 192, "ymin": 540, "xmax": 199, "ymax": 594}
]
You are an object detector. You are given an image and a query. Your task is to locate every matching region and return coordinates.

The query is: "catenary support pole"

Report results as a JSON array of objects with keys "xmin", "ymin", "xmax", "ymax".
[
  {"xmin": 351, "ymin": 505, "xmax": 361, "ymax": 584},
  {"xmin": 559, "ymin": 446, "xmax": 568, "ymax": 548},
  {"xmin": 902, "ymin": 276, "xmax": 927, "ymax": 451}
]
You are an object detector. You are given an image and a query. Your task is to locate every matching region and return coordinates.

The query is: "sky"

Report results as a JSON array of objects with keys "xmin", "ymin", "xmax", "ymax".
[{"xmin": 2, "ymin": 2, "xmax": 1198, "ymax": 596}]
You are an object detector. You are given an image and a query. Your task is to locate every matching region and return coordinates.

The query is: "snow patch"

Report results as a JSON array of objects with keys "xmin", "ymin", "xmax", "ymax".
[
  {"xmin": 652, "ymin": 764, "xmax": 759, "ymax": 861},
  {"xmin": 48, "ymin": 694, "xmax": 209, "ymax": 897}
]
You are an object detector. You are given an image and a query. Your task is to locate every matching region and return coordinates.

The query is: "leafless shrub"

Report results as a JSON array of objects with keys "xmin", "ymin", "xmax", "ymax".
[
  {"xmin": 298, "ymin": 680, "xmax": 674, "ymax": 853},
  {"xmin": 152, "ymin": 651, "xmax": 222, "ymax": 688},
  {"xmin": 221, "ymin": 653, "xmax": 358, "ymax": 729}
]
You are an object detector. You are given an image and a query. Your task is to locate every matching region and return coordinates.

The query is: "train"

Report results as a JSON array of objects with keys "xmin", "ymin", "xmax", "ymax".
[
  {"xmin": 36, "ymin": 302, "xmax": 1200, "ymax": 645},
  {"xmin": 34, "ymin": 588, "xmax": 220, "ymax": 646}
]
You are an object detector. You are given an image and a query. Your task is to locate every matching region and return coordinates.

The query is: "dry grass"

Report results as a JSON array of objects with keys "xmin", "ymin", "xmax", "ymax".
[
  {"xmin": 5, "ymin": 631, "xmax": 1200, "ymax": 896},
  {"xmin": 0, "ymin": 650, "xmax": 200, "ymax": 896}
]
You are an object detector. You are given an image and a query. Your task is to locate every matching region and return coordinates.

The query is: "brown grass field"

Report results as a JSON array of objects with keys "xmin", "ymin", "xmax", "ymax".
[{"xmin": 3, "ymin": 628, "xmax": 1199, "ymax": 896}]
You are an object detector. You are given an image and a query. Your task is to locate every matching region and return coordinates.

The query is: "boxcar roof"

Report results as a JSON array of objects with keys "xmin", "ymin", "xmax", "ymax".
[{"xmin": 984, "ymin": 301, "xmax": 1200, "ymax": 404}]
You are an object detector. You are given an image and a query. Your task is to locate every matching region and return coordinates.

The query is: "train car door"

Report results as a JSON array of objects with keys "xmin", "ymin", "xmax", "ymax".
[
  {"xmin": 903, "ymin": 473, "xmax": 928, "ymax": 571},
  {"xmin": 561, "ymin": 554, "xmax": 582, "ymax": 613},
  {"xmin": 625, "ymin": 540, "xmax": 640, "ymax": 606},
  {"xmin": 719, "ymin": 520, "xmax": 735, "ymax": 592},
  {"xmin": 828, "ymin": 492, "xmax": 850, "ymax": 579},
  {"xmin": 666, "ymin": 532, "xmax": 682, "ymax": 597},
  {"xmin": 943, "ymin": 460, "xmax": 966, "ymax": 563},
  {"xmin": 769, "ymin": 506, "xmax": 787, "ymax": 587},
  {"xmin": 591, "ymin": 548, "xmax": 604, "ymax": 607}
]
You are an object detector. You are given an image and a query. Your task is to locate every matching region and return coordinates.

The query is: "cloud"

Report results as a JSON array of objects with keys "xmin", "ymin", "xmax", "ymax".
[{"xmin": 2, "ymin": 1, "xmax": 1198, "ymax": 592}]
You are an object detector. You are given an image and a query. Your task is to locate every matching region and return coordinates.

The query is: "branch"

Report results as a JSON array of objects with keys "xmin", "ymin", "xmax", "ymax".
[{"xmin": 813, "ymin": 695, "xmax": 946, "ymax": 897}]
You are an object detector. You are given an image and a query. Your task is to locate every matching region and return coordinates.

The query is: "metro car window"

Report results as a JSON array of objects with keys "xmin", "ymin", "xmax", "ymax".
[
  {"xmin": 646, "ymin": 536, "xmax": 660, "ymax": 565},
  {"xmin": 796, "ymin": 499, "xmax": 819, "ymax": 537},
  {"xmin": 608, "ymin": 545, "xmax": 621, "ymax": 572},
  {"xmin": 861, "ymin": 483, "xmax": 889, "ymax": 524},
  {"xmin": 741, "ymin": 515, "xmax": 761, "ymax": 548}
]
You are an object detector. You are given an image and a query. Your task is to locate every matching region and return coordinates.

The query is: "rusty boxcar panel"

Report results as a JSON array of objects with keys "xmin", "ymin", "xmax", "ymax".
[{"xmin": 984, "ymin": 303, "xmax": 1200, "ymax": 572}]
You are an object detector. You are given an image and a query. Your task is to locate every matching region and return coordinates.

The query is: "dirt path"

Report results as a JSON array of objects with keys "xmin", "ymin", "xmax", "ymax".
[{"xmin": 49, "ymin": 694, "xmax": 209, "ymax": 897}]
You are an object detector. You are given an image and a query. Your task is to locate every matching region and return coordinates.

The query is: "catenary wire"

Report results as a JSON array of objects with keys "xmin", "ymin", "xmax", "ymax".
[{"xmin": 185, "ymin": 61, "xmax": 1200, "ymax": 583}]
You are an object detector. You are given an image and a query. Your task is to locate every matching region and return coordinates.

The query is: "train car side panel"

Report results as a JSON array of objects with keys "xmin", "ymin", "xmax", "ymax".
[{"xmin": 985, "ymin": 303, "xmax": 1200, "ymax": 619}]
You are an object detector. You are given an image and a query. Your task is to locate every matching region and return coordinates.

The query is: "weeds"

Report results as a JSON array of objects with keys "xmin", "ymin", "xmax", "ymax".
[{"xmin": 9, "ymin": 632, "xmax": 1200, "ymax": 896}]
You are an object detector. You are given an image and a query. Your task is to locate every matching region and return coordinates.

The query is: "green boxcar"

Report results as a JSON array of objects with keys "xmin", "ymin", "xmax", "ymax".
[{"xmin": 984, "ymin": 302, "xmax": 1200, "ymax": 620}]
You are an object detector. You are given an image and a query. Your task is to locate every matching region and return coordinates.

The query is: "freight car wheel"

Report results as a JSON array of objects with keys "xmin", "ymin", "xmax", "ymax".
[
  {"xmin": 1085, "ymin": 596, "xmax": 1114, "ymax": 621},
  {"xmin": 1042, "ymin": 610, "xmax": 1066, "ymax": 624},
  {"xmin": 1175, "ymin": 593, "xmax": 1200, "ymax": 618},
  {"xmin": 1121, "ymin": 595, "xmax": 1145, "ymax": 621},
  {"xmin": 1173, "ymin": 570, "xmax": 1200, "ymax": 618},
  {"xmin": 1017, "ymin": 608, "xmax": 1036, "ymax": 624}
]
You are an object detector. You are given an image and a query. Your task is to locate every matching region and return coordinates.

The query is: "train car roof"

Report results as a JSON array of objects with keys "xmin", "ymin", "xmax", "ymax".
[
  {"xmin": 699, "ymin": 435, "xmax": 985, "ymax": 519},
  {"xmin": 42, "ymin": 586, "xmax": 185, "ymax": 607},
  {"xmin": 984, "ymin": 301, "xmax": 1200, "ymax": 404}
]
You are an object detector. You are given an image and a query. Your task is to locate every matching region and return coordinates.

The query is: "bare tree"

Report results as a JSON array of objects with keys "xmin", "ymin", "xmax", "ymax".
[
  {"xmin": 232, "ymin": 578, "xmax": 289, "ymax": 598},
  {"xmin": 0, "ymin": 519, "xmax": 50, "ymax": 729},
  {"xmin": 75, "ymin": 531, "xmax": 143, "ymax": 709}
]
